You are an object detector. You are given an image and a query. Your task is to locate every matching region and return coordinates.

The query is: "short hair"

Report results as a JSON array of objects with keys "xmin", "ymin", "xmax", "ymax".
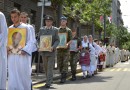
[
  {"xmin": 88, "ymin": 35, "xmax": 93, "ymax": 38},
  {"xmin": 20, "ymin": 12, "xmax": 28, "ymax": 17},
  {"xmin": 10, "ymin": 9, "xmax": 20, "ymax": 16}
]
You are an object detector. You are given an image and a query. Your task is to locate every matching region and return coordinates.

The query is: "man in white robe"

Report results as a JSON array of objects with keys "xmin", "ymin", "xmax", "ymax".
[
  {"xmin": 93, "ymin": 39, "xmax": 102, "ymax": 72},
  {"xmin": 7, "ymin": 9, "xmax": 33, "ymax": 90},
  {"xmin": 20, "ymin": 11, "xmax": 37, "ymax": 89},
  {"xmin": 0, "ymin": 12, "xmax": 8, "ymax": 90},
  {"xmin": 106, "ymin": 45, "xmax": 111, "ymax": 67},
  {"xmin": 109, "ymin": 44, "xmax": 115, "ymax": 67},
  {"xmin": 115, "ymin": 46, "xmax": 119, "ymax": 63},
  {"xmin": 20, "ymin": 12, "xmax": 37, "ymax": 53},
  {"xmin": 88, "ymin": 35, "xmax": 99, "ymax": 76}
]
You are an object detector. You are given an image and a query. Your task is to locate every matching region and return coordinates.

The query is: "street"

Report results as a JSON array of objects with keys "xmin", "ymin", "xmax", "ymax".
[{"xmin": 33, "ymin": 60, "xmax": 130, "ymax": 90}]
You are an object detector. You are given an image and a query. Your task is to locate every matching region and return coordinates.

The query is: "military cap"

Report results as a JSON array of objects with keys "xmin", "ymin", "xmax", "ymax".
[
  {"xmin": 60, "ymin": 16, "xmax": 67, "ymax": 20},
  {"xmin": 44, "ymin": 15, "xmax": 53, "ymax": 21}
]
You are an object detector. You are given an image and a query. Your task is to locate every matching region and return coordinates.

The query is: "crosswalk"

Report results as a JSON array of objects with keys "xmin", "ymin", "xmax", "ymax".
[
  {"xmin": 104, "ymin": 68, "xmax": 130, "ymax": 72},
  {"xmin": 33, "ymin": 67, "xmax": 130, "ymax": 89}
]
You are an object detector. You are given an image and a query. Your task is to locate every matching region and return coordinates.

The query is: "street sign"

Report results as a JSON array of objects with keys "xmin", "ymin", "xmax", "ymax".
[{"xmin": 37, "ymin": 1, "xmax": 51, "ymax": 6}]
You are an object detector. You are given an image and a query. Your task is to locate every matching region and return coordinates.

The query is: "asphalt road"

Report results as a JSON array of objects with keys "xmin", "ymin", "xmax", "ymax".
[{"xmin": 33, "ymin": 60, "xmax": 130, "ymax": 90}]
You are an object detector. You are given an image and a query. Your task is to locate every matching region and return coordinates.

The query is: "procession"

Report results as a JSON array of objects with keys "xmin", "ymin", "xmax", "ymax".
[
  {"xmin": 1, "ymin": 0, "xmax": 130, "ymax": 90},
  {"xmin": 0, "ymin": 8, "xmax": 130, "ymax": 90}
]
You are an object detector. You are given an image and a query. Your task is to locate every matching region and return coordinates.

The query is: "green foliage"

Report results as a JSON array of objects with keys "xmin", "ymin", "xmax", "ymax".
[
  {"xmin": 63, "ymin": 0, "xmax": 112, "ymax": 32},
  {"xmin": 106, "ymin": 23, "xmax": 130, "ymax": 50}
]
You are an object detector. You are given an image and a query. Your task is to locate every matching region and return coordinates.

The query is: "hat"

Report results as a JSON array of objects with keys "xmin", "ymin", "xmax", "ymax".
[
  {"xmin": 60, "ymin": 16, "xmax": 67, "ymax": 20},
  {"xmin": 44, "ymin": 15, "xmax": 53, "ymax": 21}
]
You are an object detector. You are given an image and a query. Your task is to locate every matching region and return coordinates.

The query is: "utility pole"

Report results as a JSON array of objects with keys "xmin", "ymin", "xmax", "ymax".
[
  {"xmin": 40, "ymin": 0, "xmax": 45, "ymax": 28},
  {"xmin": 104, "ymin": 14, "xmax": 106, "ymax": 44},
  {"xmin": 92, "ymin": 15, "xmax": 95, "ymax": 38}
]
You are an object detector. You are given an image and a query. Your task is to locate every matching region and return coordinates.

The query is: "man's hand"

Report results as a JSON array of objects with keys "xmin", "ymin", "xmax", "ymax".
[{"xmin": 49, "ymin": 47, "xmax": 54, "ymax": 52}]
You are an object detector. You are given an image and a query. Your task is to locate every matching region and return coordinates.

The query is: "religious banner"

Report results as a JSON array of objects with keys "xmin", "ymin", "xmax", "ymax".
[
  {"xmin": 7, "ymin": 28, "xmax": 26, "ymax": 54},
  {"xmin": 69, "ymin": 40, "xmax": 77, "ymax": 51},
  {"xmin": 57, "ymin": 33, "xmax": 67, "ymax": 48},
  {"xmin": 39, "ymin": 35, "xmax": 52, "ymax": 51}
]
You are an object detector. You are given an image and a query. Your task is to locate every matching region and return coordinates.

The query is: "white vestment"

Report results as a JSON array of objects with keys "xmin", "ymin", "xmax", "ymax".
[
  {"xmin": 115, "ymin": 47, "xmax": 119, "ymax": 63},
  {"xmin": 0, "ymin": 12, "xmax": 8, "ymax": 89},
  {"xmin": 88, "ymin": 42, "xmax": 96, "ymax": 74},
  {"xmin": 27, "ymin": 24, "xmax": 37, "ymax": 52},
  {"xmin": 109, "ymin": 46, "xmax": 115, "ymax": 66},
  {"xmin": 106, "ymin": 45, "xmax": 110, "ymax": 66},
  {"xmin": 8, "ymin": 23, "xmax": 34, "ymax": 90}
]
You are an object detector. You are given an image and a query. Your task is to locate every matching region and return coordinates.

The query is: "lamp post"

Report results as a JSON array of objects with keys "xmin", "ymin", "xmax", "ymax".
[
  {"xmin": 104, "ymin": 14, "xmax": 106, "ymax": 44},
  {"xmin": 92, "ymin": 15, "xmax": 95, "ymax": 38}
]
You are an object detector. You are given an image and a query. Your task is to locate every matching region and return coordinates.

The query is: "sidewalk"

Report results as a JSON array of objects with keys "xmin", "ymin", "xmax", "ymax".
[{"xmin": 31, "ymin": 64, "xmax": 81, "ymax": 85}]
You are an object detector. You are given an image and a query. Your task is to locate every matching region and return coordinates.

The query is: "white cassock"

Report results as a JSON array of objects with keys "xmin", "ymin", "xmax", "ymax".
[
  {"xmin": 115, "ymin": 47, "xmax": 119, "ymax": 63},
  {"xmin": 26, "ymin": 24, "xmax": 37, "ymax": 52},
  {"xmin": 109, "ymin": 46, "xmax": 115, "ymax": 66},
  {"xmin": 88, "ymin": 42, "xmax": 96, "ymax": 74},
  {"xmin": 0, "ymin": 12, "xmax": 8, "ymax": 89},
  {"xmin": 106, "ymin": 45, "xmax": 110, "ymax": 66},
  {"xmin": 93, "ymin": 43, "xmax": 102, "ymax": 71},
  {"xmin": 8, "ymin": 23, "xmax": 34, "ymax": 90},
  {"xmin": 26, "ymin": 24, "xmax": 37, "ymax": 68}
]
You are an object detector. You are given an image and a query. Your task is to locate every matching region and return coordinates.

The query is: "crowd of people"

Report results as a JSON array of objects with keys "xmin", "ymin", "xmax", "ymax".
[{"xmin": 0, "ymin": 8, "xmax": 130, "ymax": 90}]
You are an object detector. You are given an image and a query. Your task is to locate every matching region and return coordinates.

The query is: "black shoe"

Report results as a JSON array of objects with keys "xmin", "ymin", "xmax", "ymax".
[
  {"xmin": 82, "ymin": 76, "xmax": 86, "ymax": 79},
  {"xmin": 92, "ymin": 74, "xmax": 94, "ymax": 76},
  {"xmin": 45, "ymin": 84, "xmax": 50, "ymax": 88},
  {"xmin": 86, "ymin": 75, "xmax": 91, "ymax": 78},
  {"xmin": 70, "ymin": 73, "xmax": 76, "ymax": 81},
  {"xmin": 70, "ymin": 77, "xmax": 76, "ymax": 81},
  {"xmin": 60, "ymin": 73, "xmax": 67, "ymax": 83}
]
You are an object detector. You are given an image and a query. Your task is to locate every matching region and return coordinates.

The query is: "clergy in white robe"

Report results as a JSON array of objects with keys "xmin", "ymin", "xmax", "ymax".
[
  {"xmin": 20, "ymin": 12, "xmax": 37, "ymax": 70},
  {"xmin": 115, "ymin": 47, "xmax": 119, "ymax": 63},
  {"xmin": 0, "ymin": 12, "xmax": 8, "ymax": 90},
  {"xmin": 88, "ymin": 35, "xmax": 97, "ymax": 75},
  {"xmin": 8, "ymin": 9, "xmax": 33, "ymax": 90},
  {"xmin": 106, "ymin": 45, "xmax": 111, "ymax": 67},
  {"xmin": 20, "ymin": 12, "xmax": 37, "ymax": 52},
  {"xmin": 109, "ymin": 45, "xmax": 115, "ymax": 67}
]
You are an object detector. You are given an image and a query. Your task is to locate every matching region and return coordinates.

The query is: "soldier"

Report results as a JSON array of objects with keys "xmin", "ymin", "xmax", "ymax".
[
  {"xmin": 69, "ymin": 28, "xmax": 81, "ymax": 81},
  {"xmin": 57, "ymin": 16, "xmax": 72, "ymax": 83},
  {"xmin": 38, "ymin": 15, "xmax": 59, "ymax": 88}
]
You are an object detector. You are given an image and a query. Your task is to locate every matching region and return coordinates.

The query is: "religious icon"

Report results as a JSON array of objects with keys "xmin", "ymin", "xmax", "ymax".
[
  {"xmin": 7, "ymin": 28, "xmax": 26, "ymax": 54},
  {"xmin": 39, "ymin": 35, "xmax": 52, "ymax": 51},
  {"xmin": 69, "ymin": 40, "xmax": 77, "ymax": 51},
  {"xmin": 57, "ymin": 33, "xmax": 67, "ymax": 48}
]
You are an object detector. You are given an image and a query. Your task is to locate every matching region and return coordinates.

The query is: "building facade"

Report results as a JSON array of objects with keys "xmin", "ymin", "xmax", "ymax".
[{"xmin": 112, "ymin": 0, "xmax": 123, "ymax": 26}]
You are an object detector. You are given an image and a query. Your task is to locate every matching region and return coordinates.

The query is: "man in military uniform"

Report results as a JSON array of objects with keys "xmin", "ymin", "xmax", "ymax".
[
  {"xmin": 69, "ymin": 29, "xmax": 81, "ymax": 81},
  {"xmin": 38, "ymin": 15, "xmax": 59, "ymax": 88},
  {"xmin": 57, "ymin": 16, "xmax": 72, "ymax": 83}
]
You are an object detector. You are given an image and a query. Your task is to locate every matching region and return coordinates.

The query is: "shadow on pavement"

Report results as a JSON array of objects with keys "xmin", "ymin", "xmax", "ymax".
[{"xmin": 54, "ymin": 73, "xmax": 113, "ymax": 85}]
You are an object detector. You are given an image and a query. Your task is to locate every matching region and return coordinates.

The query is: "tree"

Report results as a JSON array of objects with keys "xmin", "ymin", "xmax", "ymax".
[{"xmin": 62, "ymin": 0, "xmax": 112, "ymax": 37}]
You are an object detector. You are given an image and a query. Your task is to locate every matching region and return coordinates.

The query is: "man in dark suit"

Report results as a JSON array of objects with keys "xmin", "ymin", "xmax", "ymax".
[{"xmin": 38, "ymin": 15, "xmax": 59, "ymax": 88}]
